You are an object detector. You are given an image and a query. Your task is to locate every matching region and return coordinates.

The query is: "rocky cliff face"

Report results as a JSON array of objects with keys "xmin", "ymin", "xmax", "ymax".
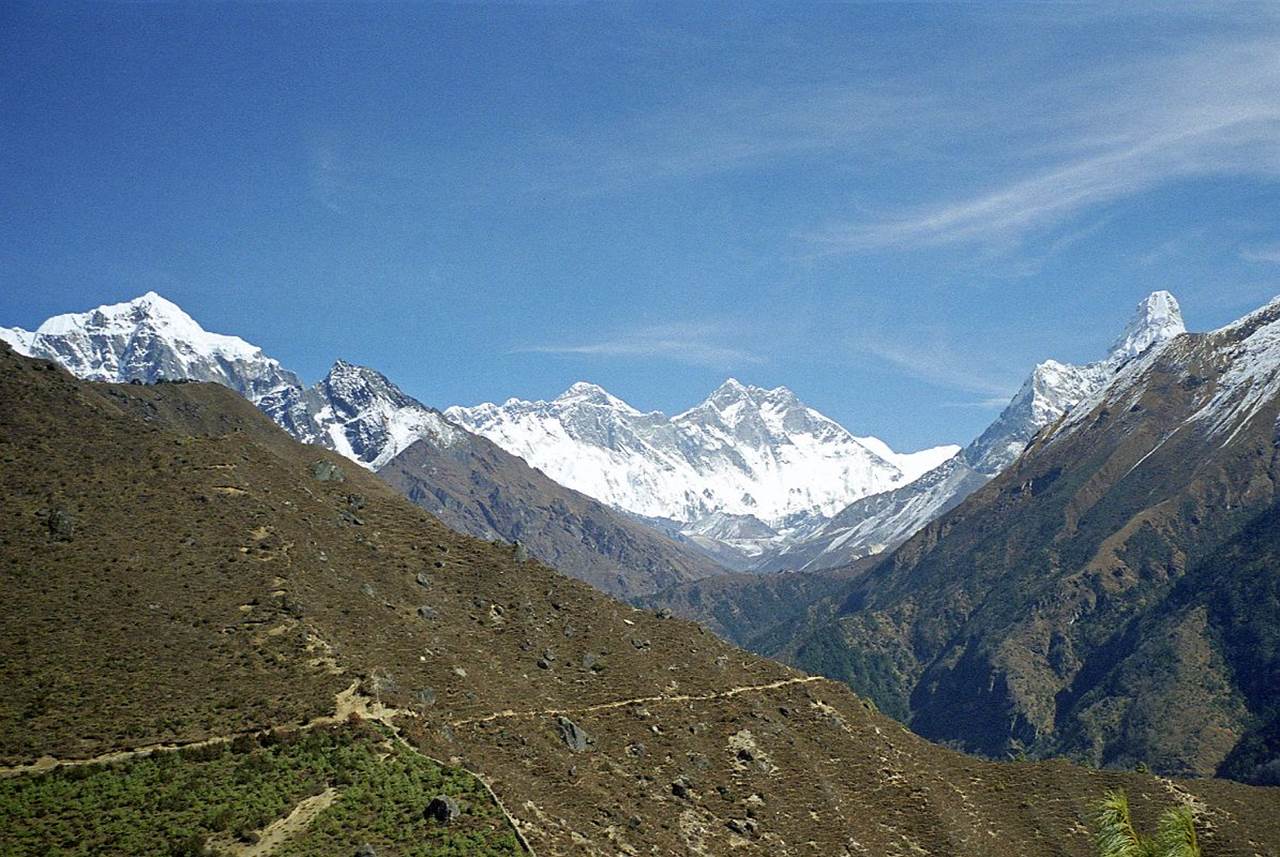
[
  {"xmin": 782, "ymin": 295, "xmax": 1280, "ymax": 780},
  {"xmin": 756, "ymin": 291, "xmax": 1188, "ymax": 573}
]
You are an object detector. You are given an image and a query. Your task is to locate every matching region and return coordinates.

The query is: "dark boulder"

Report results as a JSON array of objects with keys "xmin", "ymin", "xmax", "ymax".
[
  {"xmin": 555, "ymin": 716, "xmax": 591, "ymax": 752},
  {"xmin": 309, "ymin": 460, "xmax": 344, "ymax": 482},
  {"xmin": 424, "ymin": 794, "xmax": 460, "ymax": 824},
  {"xmin": 46, "ymin": 508, "xmax": 74, "ymax": 542}
]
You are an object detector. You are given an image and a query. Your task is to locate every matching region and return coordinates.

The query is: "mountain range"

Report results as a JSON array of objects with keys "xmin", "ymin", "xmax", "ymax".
[
  {"xmin": 9, "ymin": 288, "xmax": 1280, "ymax": 783},
  {"xmin": 1, "ymin": 291, "xmax": 959, "ymax": 573},
  {"xmin": 446, "ymin": 379, "xmax": 957, "ymax": 565},
  {"xmin": 5, "ymin": 339, "xmax": 1277, "ymax": 855},
  {"xmin": 0, "ymin": 290, "xmax": 1194, "ymax": 586},
  {"xmin": 0, "ymin": 293, "xmax": 719, "ymax": 597}
]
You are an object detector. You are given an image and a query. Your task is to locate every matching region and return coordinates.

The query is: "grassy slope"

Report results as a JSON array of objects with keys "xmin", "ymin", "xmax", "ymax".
[{"xmin": 1, "ymin": 343, "xmax": 1277, "ymax": 856}]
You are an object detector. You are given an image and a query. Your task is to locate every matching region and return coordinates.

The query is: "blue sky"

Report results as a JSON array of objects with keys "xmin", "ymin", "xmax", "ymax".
[{"xmin": 3, "ymin": 2, "xmax": 1279, "ymax": 451}]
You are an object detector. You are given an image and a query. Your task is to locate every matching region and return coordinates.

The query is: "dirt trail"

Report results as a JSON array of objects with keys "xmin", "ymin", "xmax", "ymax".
[
  {"xmin": 0, "ymin": 681, "xmax": 368, "ymax": 780},
  {"xmin": 0, "ymin": 674, "xmax": 834, "ymax": 856},
  {"xmin": 0, "ymin": 676, "xmax": 822, "ymax": 779},
  {"xmin": 223, "ymin": 788, "xmax": 338, "ymax": 857},
  {"xmin": 449, "ymin": 675, "xmax": 825, "ymax": 728},
  {"xmin": 0, "ymin": 679, "xmax": 538, "ymax": 854}
]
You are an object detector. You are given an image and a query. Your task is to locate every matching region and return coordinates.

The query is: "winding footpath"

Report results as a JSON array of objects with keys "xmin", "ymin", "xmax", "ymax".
[{"xmin": 0, "ymin": 674, "xmax": 838, "ymax": 855}]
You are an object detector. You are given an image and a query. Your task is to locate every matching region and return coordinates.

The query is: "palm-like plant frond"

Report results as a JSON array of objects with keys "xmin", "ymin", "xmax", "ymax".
[
  {"xmin": 1092, "ymin": 790, "xmax": 1154, "ymax": 857},
  {"xmin": 1153, "ymin": 804, "xmax": 1201, "ymax": 857},
  {"xmin": 1091, "ymin": 790, "xmax": 1203, "ymax": 857}
]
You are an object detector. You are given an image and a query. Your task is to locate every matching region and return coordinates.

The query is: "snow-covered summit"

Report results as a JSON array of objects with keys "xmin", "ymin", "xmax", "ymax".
[
  {"xmin": 35, "ymin": 291, "xmax": 262, "ymax": 361},
  {"xmin": 0, "ymin": 327, "xmax": 34, "ymax": 356},
  {"xmin": 758, "ymin": 291, "xmax": 1188, "ymax": 573},
  {"xmin": 0, "ymin": 291, "xmax": 300, "ymax": 405},
  {"xmin": 446, "ymin": 379, "xmax": 957, "ymax": 530},
  {"xmin": 855, "ymin": 436, "xmax": 961, "ymax": 482},
  {"xmin": 1050, "ymin": 293, "xmax": 1280, "ymax": 449},
  {"xmin": 554, "ymin": 380, "xmax": 644, "ymax": 413},
  {"xmin": 965, "ymin": 291, "xmax": 1186, "ymax": 475},
  {"xmin": 0, "ymin": 293, "xmax": 462, "ymax": 474},
  {"xmin": 310, "ymin": 360, "xmax": 459, "ymax": 469},
  {"xmin": 1107, "ymin": 290, "xmax": 1186, "ymax": 364}
]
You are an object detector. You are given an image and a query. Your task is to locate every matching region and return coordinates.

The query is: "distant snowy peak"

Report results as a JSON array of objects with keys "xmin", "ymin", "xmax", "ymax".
[
  {"xmin": 322, "ymin": 359, "xmax": 419, "ymax": 413},
  {"xmin": 965, "ymin": 359, "xmax": 1106, "ymax": 475},
  {"xmin": 964, "ymin": 291, "xmax": 1187, "ymax": 476},
  {"xmin": 674, "ymin": 378, "xmax": 860, "ymax": 449},
  {"xmin": 856, "ymin": 436, "xmax": 961, "ymax": 482},
  {"xmin": 1054, "ymin": 293, "xmax": 1280, "ymax": 447},
  {"xmin": 36, "ymin": 291, "xmax": 260, "ymax": 360},
  {"xmin": 312, "ymin": 360, "xmax": 459, "ymax": 470},
  {"xmin": 757, "ymin": 291, "xmax": 1192, "ymax": 573},
  {"xmin": 1, "ymin": 293, "xmax": 461, "ymax": 473},
  {"xmin": 448, "ymin": 378, "xmax": 957, "ymax": 529},
  {"xmin": 1107, "ymin": 290, "xmax": 1186, "ymax": 364},
  {"xmin": 554, "ymin": 380, "xmax": 643, "ymax": 413},
  {"xmin": 0, "ymin": 327, "xmax": 33, "ymax": 356},
  {"xmin": 0, "ymin": 291, "xmax": 302, "ymax": 406}
]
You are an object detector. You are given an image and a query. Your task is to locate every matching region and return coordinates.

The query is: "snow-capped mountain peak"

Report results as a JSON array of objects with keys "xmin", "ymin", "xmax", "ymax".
[
  {"xmin": 0, "ymin": 293, "xmax": 465, "ymax": 474},
  {"xmin": 323, "ymin": 359, "xmax": 414, "ymax": 410},
  {"xmin": 706, "ymin": 377, "xmax": 754, "ymax": 401},
  {"xmin": 855, "ymin": 436, "xmax": 961, "ymax": 482},
  {"xmin": 760, "ymin": 291, "xmax": 1191, "ymax": 573},
  {"xmin": 38, "ymin": 291, "xmax": 266, "ymax": 364},
  {"xmin": 0, "ymin": 291, "xmax": 300, "ymax": 406},
  {"xmin": 0, "ymin": 326, "xmax": 34, "ymax": 356},
  {"xmin": 1108, "ymin": 290, "xmax": 1186, "ymax": 364},
  {"xmin": 554, "ymin": 380, "xmax": 642, "ymax": 413},
  {"xmin": 687, "ymin": 378, "xmax": 796, "ymax": 409},
  {"xmin": 448, "ymin": 379, "xmax": 957, "ymax": 531},
  {"xmin": 312, "ymin": 360, "xmax": 459, "ymax": 469}
]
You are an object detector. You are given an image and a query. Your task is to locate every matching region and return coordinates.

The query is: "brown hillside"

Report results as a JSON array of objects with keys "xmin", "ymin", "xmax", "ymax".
[
  {"xmin": 1, "ymin": 343, "xmax": 1277, "ymax": 856},
  {"xmin": 781, "ymin": 305, "xmax": 1280, "ymax": 781},
  {"xmin": 379, "ymin": 433, "xmax": 724, "ymax": 600}
]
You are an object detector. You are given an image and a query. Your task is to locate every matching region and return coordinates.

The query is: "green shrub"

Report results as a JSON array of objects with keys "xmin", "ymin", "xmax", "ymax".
[{"xmin": 0, "ymin": 725, "xmax": 521, "ymax": 857}]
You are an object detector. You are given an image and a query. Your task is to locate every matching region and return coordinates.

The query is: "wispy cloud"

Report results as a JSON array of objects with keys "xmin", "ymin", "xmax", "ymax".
[
  {"xmin": 306, "ymin": 132, "xmax": 405, "ymax": 214},
  {"xmin": 523, "ymin": 84, "xmax": 940, "ymax": 197},
  {"xmin": 516, "ymin": 321, "xmax": 764, "ymax": 369},
  {"xmin": 309, "ymin": 139, "xmax": 352, "ymax": 214},
  {"xmin": 1240, "ymin": 242, "xmax": 1280, "ymax": 263},
  {"xmin": 940, "ymin": 397, "xmax": 1017, "ymax": 410},
  {"xmin": 852, "ymin": 334, "xmax": 1020, "ymax": 400},
  {"xmin": 807, "ymin": 39, "xmax": 1280, "ymax": 253}
]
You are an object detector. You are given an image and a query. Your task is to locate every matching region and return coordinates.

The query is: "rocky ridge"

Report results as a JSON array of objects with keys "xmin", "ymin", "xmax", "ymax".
[{"xmin": 755, "ymin": 291, "xmax": 1188, "ymax": 572}]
